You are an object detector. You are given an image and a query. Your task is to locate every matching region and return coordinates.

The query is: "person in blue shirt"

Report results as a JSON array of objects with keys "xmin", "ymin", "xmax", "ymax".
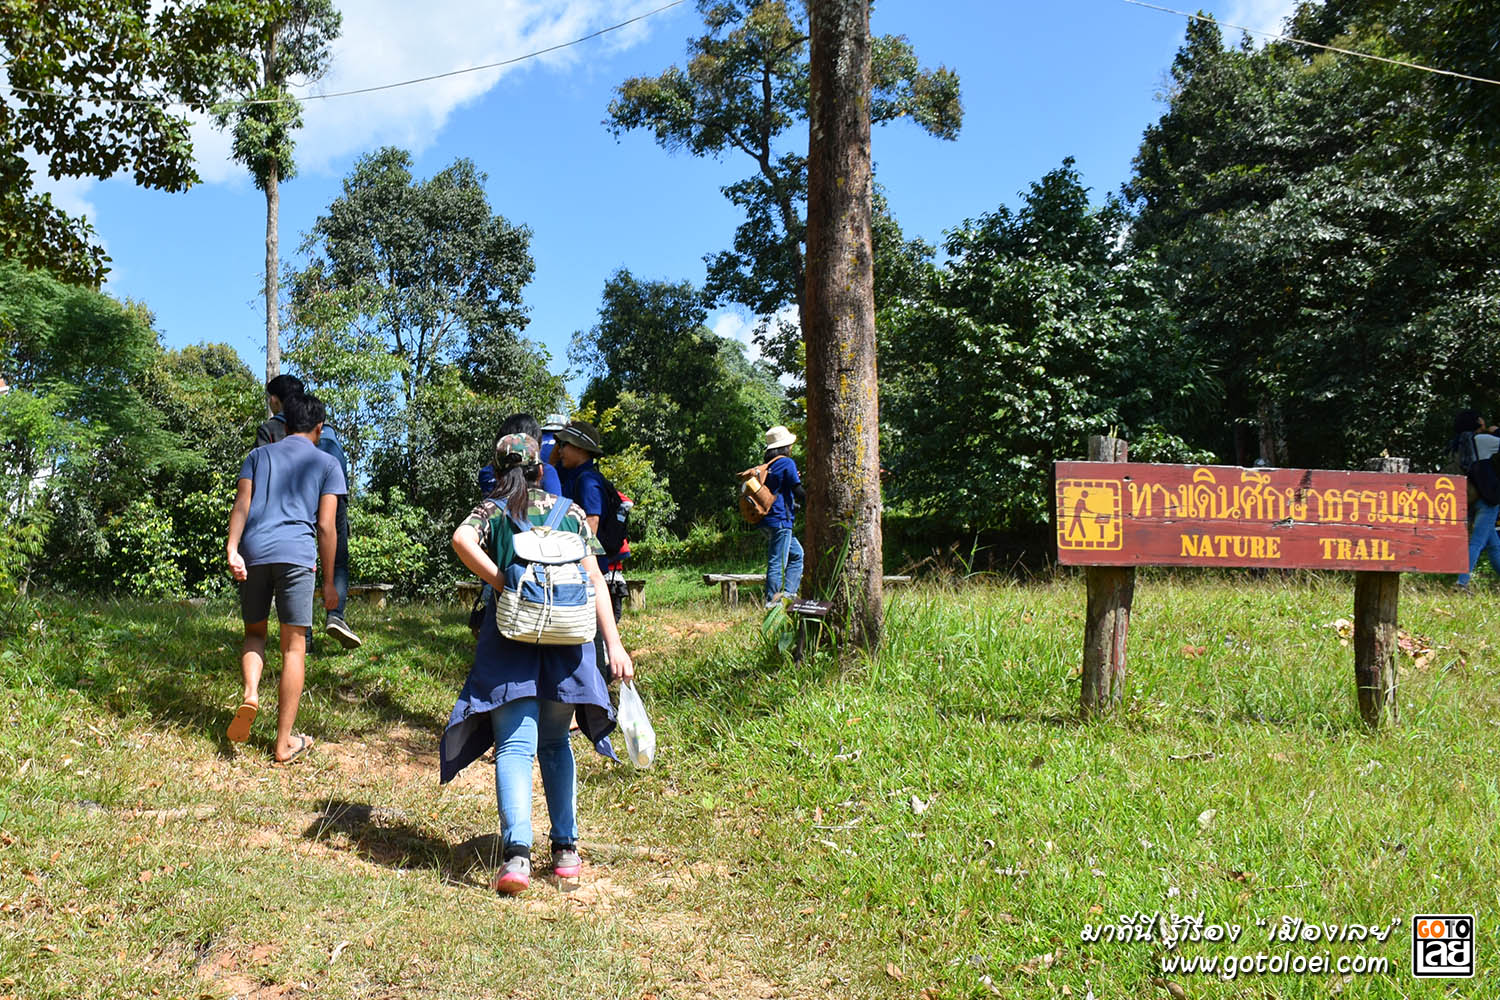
[
  {"xmin": 759, "ymin": 425, "xmax": 805, "ymax": 607},
  {"xmin": 478, "ymin": 413, "xmax": 562, "ymax": 497},
  {"xmin": 254, "ymin": 374, "xmax": 361, "ymax": 650},
  {"xmin": 226, "ymin": 393, "xmax": 346, "ymax": 762}
]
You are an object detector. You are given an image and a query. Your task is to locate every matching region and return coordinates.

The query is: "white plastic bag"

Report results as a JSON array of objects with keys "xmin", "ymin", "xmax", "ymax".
[{"xmin": 616, "ymin": 681, "xmax": 656, "ymax": 768}]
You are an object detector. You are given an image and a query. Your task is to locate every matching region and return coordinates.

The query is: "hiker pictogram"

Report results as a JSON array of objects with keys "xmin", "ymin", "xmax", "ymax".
[{"xmin": 1056, "ymin": 479, "xmax": 1122, "ymax": 551}]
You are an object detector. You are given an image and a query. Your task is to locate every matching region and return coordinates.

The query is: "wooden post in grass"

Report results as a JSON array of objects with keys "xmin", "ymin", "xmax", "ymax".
[
  {"xmin": 1354, "ymin": 456, "xmax": 1408, "ymax": 728},
  {"xmin": 1081, "ymin": 435, "xmax": 1133, "ymax": 720},
  {"xmin": 1353, "ymin": 570, "xmax": 1400, "ymax": 727}
]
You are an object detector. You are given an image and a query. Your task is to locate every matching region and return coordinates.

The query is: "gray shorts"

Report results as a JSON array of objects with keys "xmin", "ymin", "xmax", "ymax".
[{"xmin": 239, "ymin": 563, "xmax": 316, "ymax": 627}]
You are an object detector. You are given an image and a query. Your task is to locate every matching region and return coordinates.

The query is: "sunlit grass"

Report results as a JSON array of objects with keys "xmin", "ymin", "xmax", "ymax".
[{"xmin": 2, "ymin": 569, "xmax": 1496, "ymax": 998}]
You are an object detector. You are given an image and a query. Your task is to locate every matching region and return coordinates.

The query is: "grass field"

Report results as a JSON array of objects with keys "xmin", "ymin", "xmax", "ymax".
[{"xmin": 1, "ymin": 568, "xmax": 1496, "ymax": 999}]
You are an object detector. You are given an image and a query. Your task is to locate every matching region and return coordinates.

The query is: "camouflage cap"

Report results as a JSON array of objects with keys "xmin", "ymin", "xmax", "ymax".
[{"xmin": 495, "ymin": 432, "xmax": 541, "ymax": 469}]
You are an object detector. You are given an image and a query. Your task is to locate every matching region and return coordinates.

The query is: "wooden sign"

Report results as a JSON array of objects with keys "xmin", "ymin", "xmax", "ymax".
[{"xmin": 1054, "ymin": 462, "xmax": 1466, "ymax": 573}]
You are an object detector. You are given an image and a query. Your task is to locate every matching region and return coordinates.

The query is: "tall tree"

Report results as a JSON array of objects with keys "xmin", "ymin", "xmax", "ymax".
[
  {"xmin": 213, "ymin": 0, "xmax": 341, "ymax": 386},
  {"xmin": 606, "ymin": 0, "xmax": 960, "ymax": 381},
  {"xmin": 292, "ymin": 147, "xmax": 537, "ymax": 412},
  {"xmin": 0, "ymin": 1, "xmax": 263, "ymax": 284},
  {"xmin": 1127, "ymin": 5, "xmax": 1500, "ymax": 469},
  {"xmin": 804, "ymin": 0, "xmax": 882, "ymax": 648}
]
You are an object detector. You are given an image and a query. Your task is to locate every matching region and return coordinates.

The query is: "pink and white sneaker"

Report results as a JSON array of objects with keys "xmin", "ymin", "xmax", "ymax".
[
  {"xmin": 551, "ymin": 844, "xmax": 582, "ymax": 878},
  {"xmin": 491, "ymin": 855, "xmax": 530, "ymax": 894}
]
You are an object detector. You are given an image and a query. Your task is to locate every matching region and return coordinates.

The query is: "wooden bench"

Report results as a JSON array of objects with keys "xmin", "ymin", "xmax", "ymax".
[
  {"xmin": 347, "ymin": 583, "xmax": 394, "ymax": 610},
  {"xmin": 702, "ymin": 573, "xmax": 912, "ymax": 607}
]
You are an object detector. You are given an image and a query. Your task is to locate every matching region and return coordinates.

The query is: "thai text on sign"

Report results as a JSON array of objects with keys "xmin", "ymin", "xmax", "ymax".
[{"xmin": 1053, "ymin": 463, "xmax": 1467, "ymax": 572}]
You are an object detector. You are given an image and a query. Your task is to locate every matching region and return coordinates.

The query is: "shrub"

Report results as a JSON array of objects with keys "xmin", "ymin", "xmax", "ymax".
[
  {"xmin": 105, "ymin": 500, "xmax": 186, "ymax": 600},
  {"xmin": 348, "ymin": 489, "xmax": 428, "ymax": 589}
]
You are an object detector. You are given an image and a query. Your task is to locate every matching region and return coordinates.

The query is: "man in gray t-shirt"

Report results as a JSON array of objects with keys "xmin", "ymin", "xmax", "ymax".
[{"xmin": 225, "ymin": 392, "xmax": 347, "ymax": 763}]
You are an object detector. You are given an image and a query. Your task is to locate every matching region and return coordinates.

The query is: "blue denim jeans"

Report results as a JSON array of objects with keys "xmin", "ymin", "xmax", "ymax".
[
  {"xmin": 760, "ymin": 522, "xmax": 804, "ymax": 602},
  {"xmin": 489, "ymin": 697, "xmax": 577, "ymax": 852},
  {"xmin": 1460, "ymin": 497, "xmax": 1500, "ymax": 586}
]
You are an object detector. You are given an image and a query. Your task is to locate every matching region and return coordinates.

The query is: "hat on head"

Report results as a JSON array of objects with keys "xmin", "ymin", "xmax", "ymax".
[
  {"xmin": 541, "ymin": 412, "xmax": 569, "ymax": 432},
  {"xmin": 764, "ymin": 425, "xmax": 796, "ymax": 450},
  {"xmin": 495, "ymin": 433, "xmax": 541, "ymax": 470},
  {"xmin": 554, "ymin": 420, "xmax": 604, "ymax": 456}
]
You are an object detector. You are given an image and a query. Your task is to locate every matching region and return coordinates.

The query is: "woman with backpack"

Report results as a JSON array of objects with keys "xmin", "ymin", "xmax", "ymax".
[
  {"xmin": 759, "ymin": 425, "xmax": 806, "ymax": 607},
  {"xmin": 442, "ymin": 433, "xmax": 634, "ymax": 894},
  {"xmin": 1451, "ymin": 408, "xmax": 1500, "ymax": 592}
]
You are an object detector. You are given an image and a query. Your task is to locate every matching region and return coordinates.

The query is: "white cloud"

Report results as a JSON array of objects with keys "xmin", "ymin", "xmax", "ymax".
[
  {"xmin": 1220, "ymin": 1, "xmax": 1299, "ymax": 41},
  {"xmin": 711, "ymin": 305, "xmax": 801, "ymax": 386},
  {"xmin": 191, "ymin": 0, "xmax": 665, "ymax": 183}
]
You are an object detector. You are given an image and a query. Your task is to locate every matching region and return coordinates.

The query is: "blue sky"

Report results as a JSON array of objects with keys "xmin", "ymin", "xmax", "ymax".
[{"xmin": 36, "ymin": 0, "xmax": 1295, "ymax": 396}]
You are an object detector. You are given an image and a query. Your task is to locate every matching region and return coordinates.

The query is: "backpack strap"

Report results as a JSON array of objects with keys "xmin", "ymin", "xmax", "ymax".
[{"xmin": 543, "ymin": 496, "xmax": 575, "ymax": 530}]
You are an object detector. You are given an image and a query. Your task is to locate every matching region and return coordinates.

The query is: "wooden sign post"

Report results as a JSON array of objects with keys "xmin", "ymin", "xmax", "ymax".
[{"xmin": 1055, "ymin": 457, "xmax": 1467, "ymax": 727}]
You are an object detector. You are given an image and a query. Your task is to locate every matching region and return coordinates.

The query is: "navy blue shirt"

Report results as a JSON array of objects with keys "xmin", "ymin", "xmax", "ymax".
[
  {"xmin": 237, "ymin": 435, "xmax": 347, "ymax": 568},
  {"xmin": 558, "ymin": 460, "xmax": 609, "ymax": 519},
  {"xmin": 762, "ymin": 455, "xmax": 801, "ymax": 529}
]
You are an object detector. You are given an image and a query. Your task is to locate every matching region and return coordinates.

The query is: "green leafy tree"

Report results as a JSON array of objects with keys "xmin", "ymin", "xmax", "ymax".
[
  {"xmin": 0, "ymin": 1, "xmax": 265, "ymax": 283},
  {"xmin": 213, "ymin": 0, "xmax": 341, "ymax": 386},
  {"xmin": 1127, "ymin": 7, "xmax": 1500, "ymax": 468},
  {"xmin": 293, "ymin": 147, "xmax": 539, "ymax": 410},
  {"xmin": 139, "ymin": 343, "xmax": 264, "ymax": 591},
  {"xmin": 883, "ymin": 161, "xmax": 1210, "ymax": 532},
  {"xmin": 571, "ymin": 269, "xmax": 785, "ymax": 528},
  {"xmin": 0, "ymin": 262, "xmax": 195, "ymax": 589},
  {"xmin": 606, "ymin": 0, "xmax": 961, "ymax": 380}
]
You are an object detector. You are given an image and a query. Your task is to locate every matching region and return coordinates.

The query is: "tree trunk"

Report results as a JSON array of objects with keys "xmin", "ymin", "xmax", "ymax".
[
  {"xmin": 264, "ymin": 160, "xmax": 280, "ymax": 389},
  {"xmin": 803, "ymin": 0, "xmax": 882, "ymax": 650}
]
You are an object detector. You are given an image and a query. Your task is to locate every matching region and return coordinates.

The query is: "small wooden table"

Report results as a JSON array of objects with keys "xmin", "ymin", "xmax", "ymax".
[{"xmin": 347, "ymin": 583, "xmax": 394, "ymax": 610}]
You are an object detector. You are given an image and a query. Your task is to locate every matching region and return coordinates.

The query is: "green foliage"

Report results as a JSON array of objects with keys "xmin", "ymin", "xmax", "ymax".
[
  {"xmin": 570, "ymin": 400, "xmax": 678, "ymax": 542},
  {"xmin": 571, "ymin": 269, "xmax": 785, "ymax": 528},
  {"xmin": 0, "ymin": 263, "xmax": 207, "ymax": 590},
  {"xmin": 882, "ymin": 161, "xmax": 1209, "ymax": 532},
  {"xmin": 1127, "ymin": 6, "xmax": 1500, "ymax": 468},
  {"xmin": 211, "ymin": 1, "xmax": 341, "ymax": 191},
  {"xmin": 606, "ymin": 0, "xmax": 961, "ymax": 379},
  {"xmin": 0, "ymin": 0, "xmax": 268, "ymax": 282},
  {"xmin": 347, "ymin": 489, "xmax": 428, "ymax": 588},
  {"xmin": 102, "ymin": 501, "xmax": 187, "ymax": 600},
  {"xmin": 293, "ymin": 147, "xmax": 538, "ymax": 408}
]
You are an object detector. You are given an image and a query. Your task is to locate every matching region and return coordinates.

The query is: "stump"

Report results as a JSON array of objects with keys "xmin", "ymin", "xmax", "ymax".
[{"xmin": 626, "ymin": 579, "xmax": 646, "ymax": 612}]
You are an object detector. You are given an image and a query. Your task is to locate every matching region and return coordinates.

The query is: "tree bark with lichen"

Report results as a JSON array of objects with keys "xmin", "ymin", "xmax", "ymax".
[{"xmin": 803, "ymin": 0, "xmax": 882, "ymax": 650}]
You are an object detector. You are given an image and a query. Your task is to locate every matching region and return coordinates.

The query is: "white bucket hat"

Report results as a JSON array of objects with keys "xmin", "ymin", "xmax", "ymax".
[{"xmin": 764, "ymin": 425, "xmax": 796, "ymax": 449}]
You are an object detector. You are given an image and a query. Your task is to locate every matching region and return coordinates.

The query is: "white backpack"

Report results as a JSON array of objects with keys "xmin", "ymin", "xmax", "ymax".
[{"xmin": 493, "ymin": 500, "xmax": 597, "ymax": 646}]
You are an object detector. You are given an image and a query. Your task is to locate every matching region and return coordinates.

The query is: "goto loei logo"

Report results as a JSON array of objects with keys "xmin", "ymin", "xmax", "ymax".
[{"xmin": 1412, "ymin": 915, "xmax": 1474, "ymax": 978}]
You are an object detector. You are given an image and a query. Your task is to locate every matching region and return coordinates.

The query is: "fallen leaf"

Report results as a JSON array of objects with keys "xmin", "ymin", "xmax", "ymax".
[
  {"xmin": 885, "ymin": 962, "xmax": 904, "ymax": 981},
  {"xmin": 1179, "ymin": 644, "xmax": 1207, "ymax": 658},
  {"xmin": 329, "ymin": 940, "xmax": 349, "ymax": 964},
  {"xmin": 1088, "ymin": 904, "xmax": 1104, "ymax": 916},
  {"xmin": 1029, "ymin": 755, "xmax": 1044, "ymax": 769},
  {"xmin": 910, "ymin": 795, "xmax": 929, "ymax": 815},
  {"xmin": 1197, "ymin": 809, "xmax": 1217, "ymax": 831},
  {"xmin": 1227, "ymin": 870, "xmax": 1253, "ymax": 883},
  {"xmin": 137, "ymin": 869, "xmax": 154, "ymax": 884}
]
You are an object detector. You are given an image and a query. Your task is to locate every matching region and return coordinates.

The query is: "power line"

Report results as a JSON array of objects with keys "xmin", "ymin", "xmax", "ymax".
[
  {"xmin": 1122, "ymin": 0, "xmax": 1500, "ymax": 89},
  {"xmin": 0, "ymin": 0, "xmax": 686, "ymax": 108}
]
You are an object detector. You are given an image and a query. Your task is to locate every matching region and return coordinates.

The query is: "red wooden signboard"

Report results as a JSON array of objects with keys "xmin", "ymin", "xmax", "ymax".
[{"xmin": 1054, "ymin": 462, "xmax": 1467, "ymax": 572}]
